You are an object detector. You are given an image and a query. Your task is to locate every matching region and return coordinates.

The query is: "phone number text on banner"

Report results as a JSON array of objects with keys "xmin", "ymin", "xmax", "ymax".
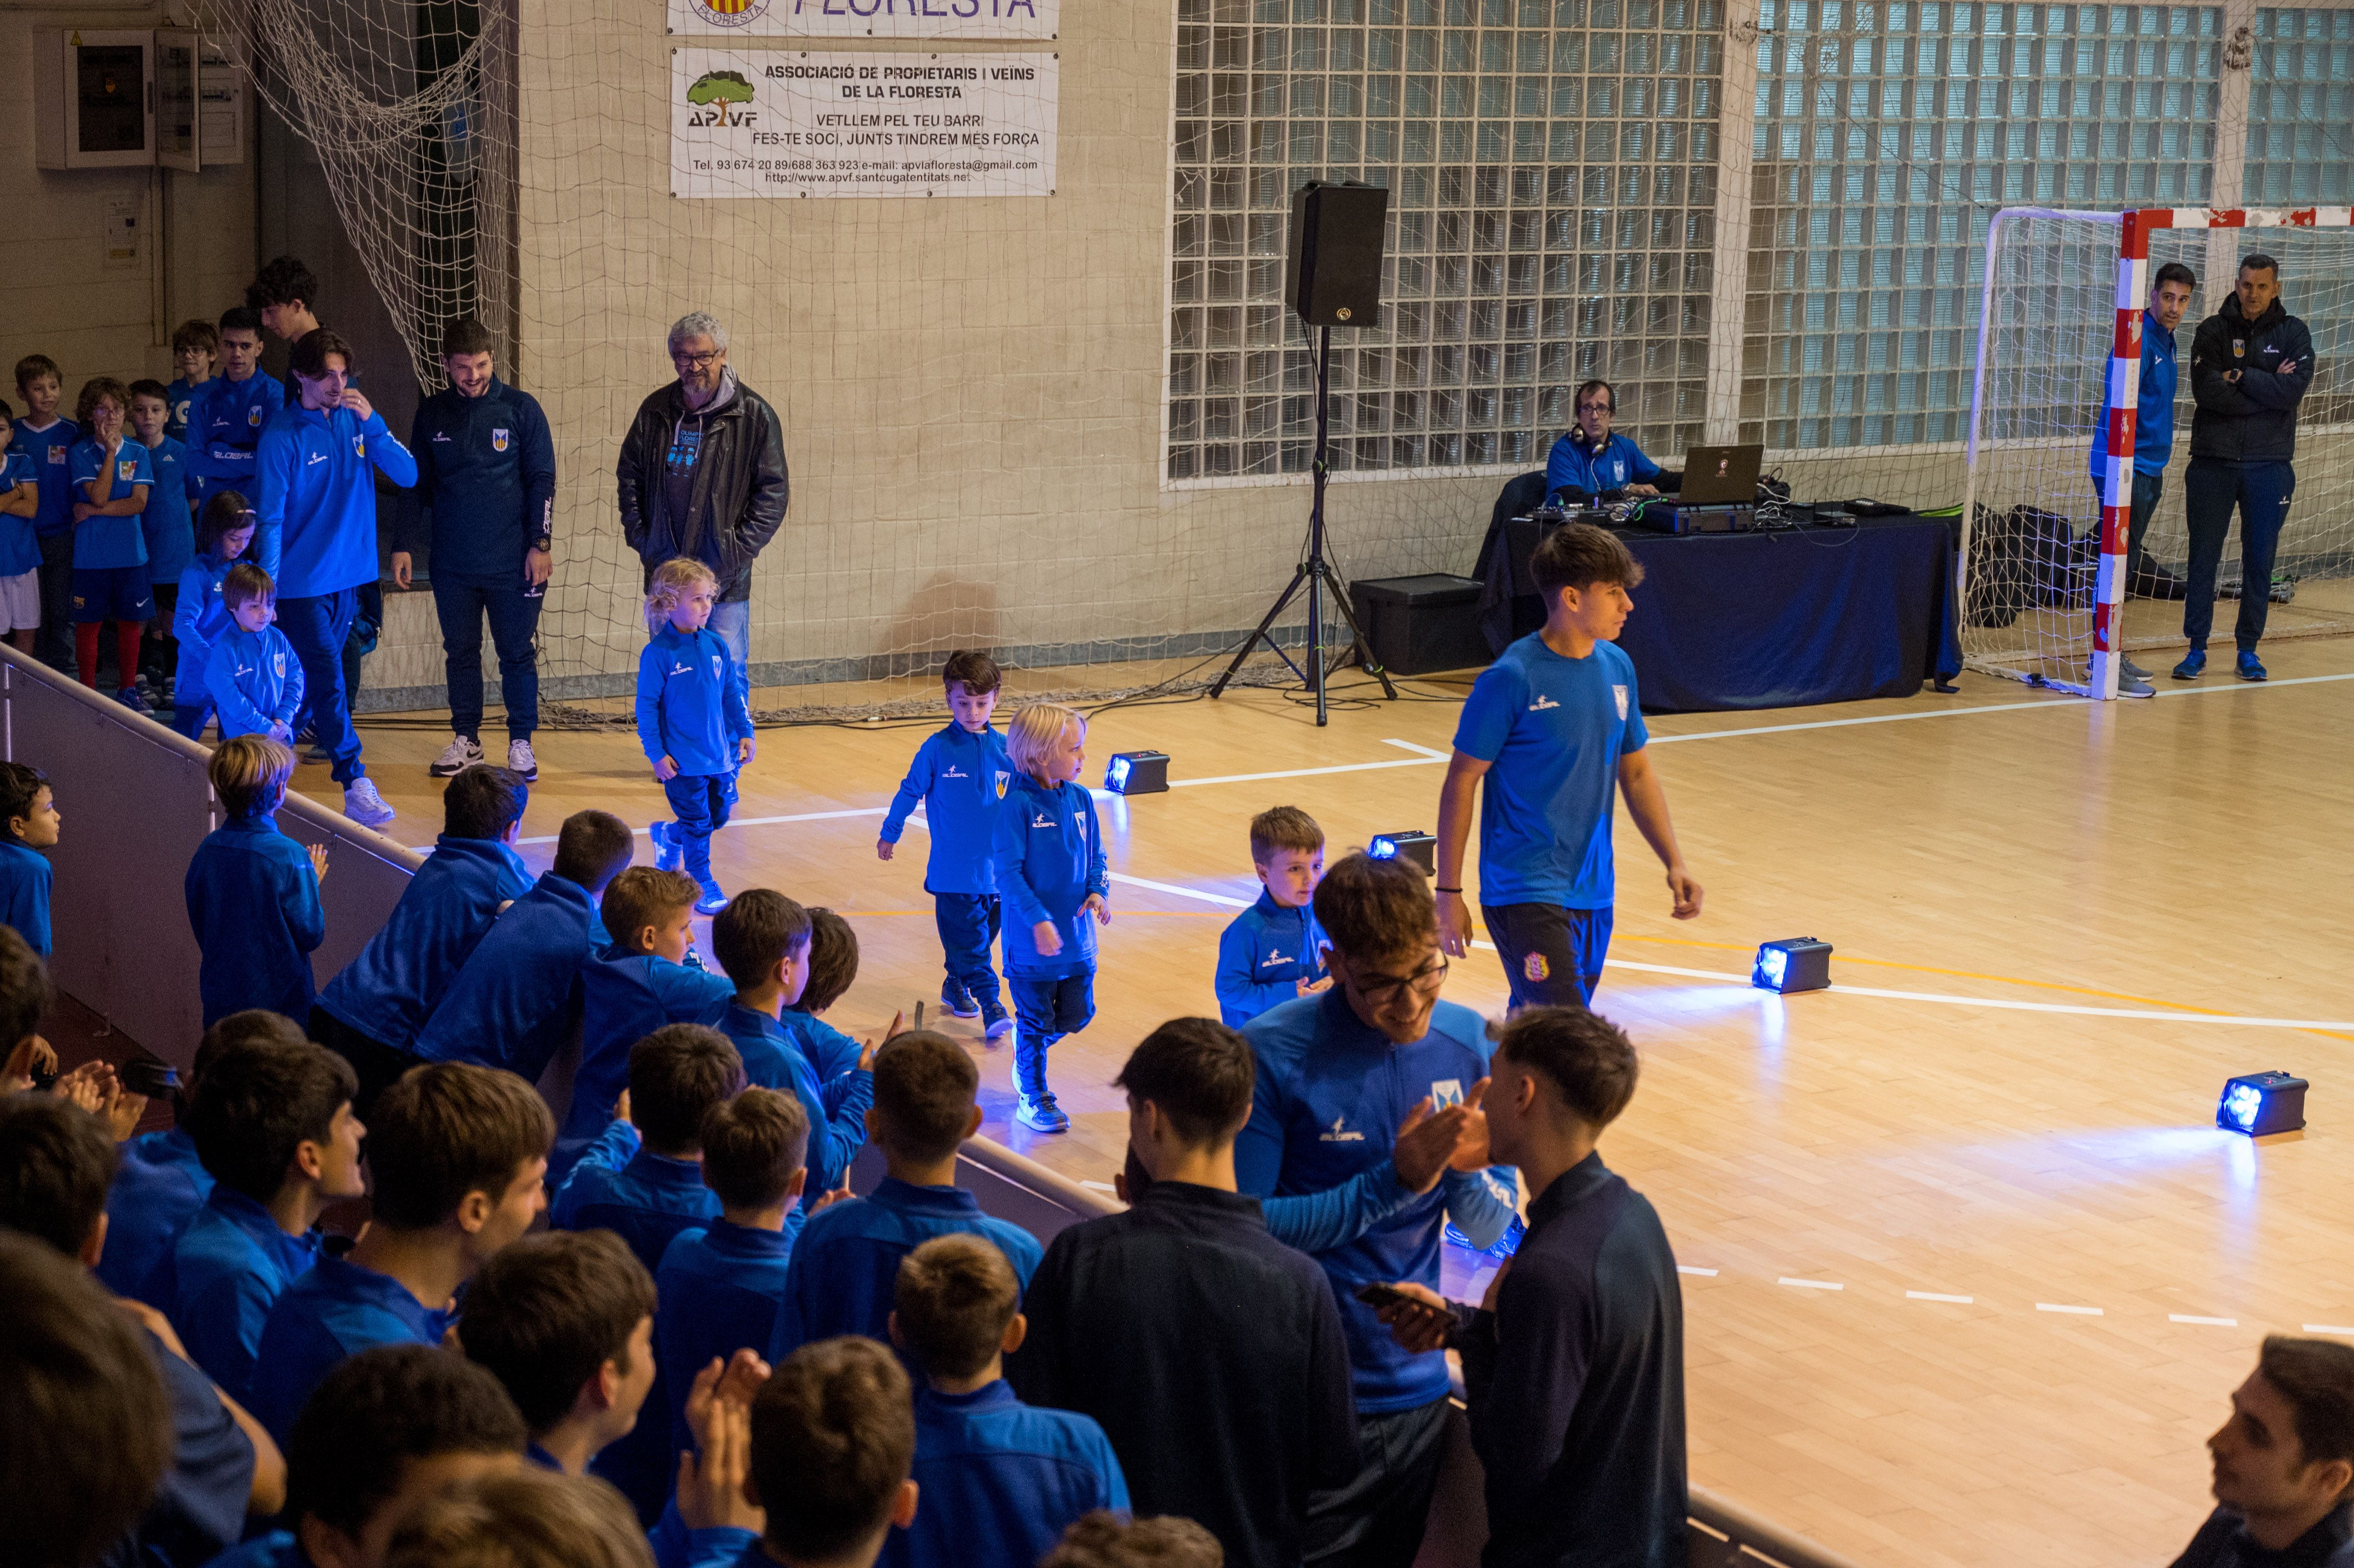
[
  {"xmin": 671, "ymin": 0, "xmax": 1058, "ymax": 41},
  {"xmin": 673, "ymin": 49, "xmax": 1057, "ymax": 199}
]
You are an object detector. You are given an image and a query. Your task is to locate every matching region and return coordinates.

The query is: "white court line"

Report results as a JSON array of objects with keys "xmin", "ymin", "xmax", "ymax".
[
  {"xmin": 1381, "ymin": 737, "xmax": 1454, "ymax": 760},
  {"xmin": 2307, "ymin": 1324, "xmax": 2354, "ymax": 1336},
  {"xmin": 1778, "ymin": 1277, "xmax": 1844, "ymax": 1291},
  {"xmin": 2037, "ymin": 1303, "xmax": 2104, "ymax": 1316},
  {"xmin": 1907, "ymin": 1291, "xmax": 1974, "ymax": 1304},
  {"xmin": 2170, "ymin": 1315, "xmax": 2240, "ymax": 1327},
  {"xmin": 1677, "ymin": 1265, "xmax": 1720, "ymax": 1277},
  {"xmin": 517, "ymin": 804, "xmax": 884, "ymax": 847}
]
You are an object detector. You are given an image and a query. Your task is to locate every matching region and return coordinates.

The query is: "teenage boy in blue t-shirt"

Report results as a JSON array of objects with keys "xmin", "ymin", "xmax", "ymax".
[
  {"xmin": 879, "ymin": 649, "xmax": 1014, "ymax": 1037},
  {"xmin": 882, "ymin": 1233, "xmax": 1127, "ymax": 1568},
  {"xmin": 1435, "ymin": 522, "xmax": 1702, "ymax": 1009}
]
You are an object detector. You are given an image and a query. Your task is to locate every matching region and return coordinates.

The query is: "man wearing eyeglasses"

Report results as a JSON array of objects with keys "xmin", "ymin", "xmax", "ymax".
[
  {"xmin": 616, "ymin": 311, "xmax": 789, "ymax": 705},
  {"xmin": 1236, "ymin": 851, "xmax": 1519, "ymax": 1568}
]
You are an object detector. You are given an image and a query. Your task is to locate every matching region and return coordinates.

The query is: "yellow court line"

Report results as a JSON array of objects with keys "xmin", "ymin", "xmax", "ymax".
[{"xmin": 832, "ymin": 909, "xmax": 1228, "ymax": 919}]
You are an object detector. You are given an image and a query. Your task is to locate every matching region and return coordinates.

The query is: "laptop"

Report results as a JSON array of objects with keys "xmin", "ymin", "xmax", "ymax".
[{"xmin": 1676, "ymin": 443, "xmax": 1763, "ymax": 506}]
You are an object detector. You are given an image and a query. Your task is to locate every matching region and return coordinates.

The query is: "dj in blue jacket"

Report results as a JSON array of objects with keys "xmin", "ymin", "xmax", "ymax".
[{"xmin": 1544, "ymin": 380, "xmax": 1669, "ymax": 504}]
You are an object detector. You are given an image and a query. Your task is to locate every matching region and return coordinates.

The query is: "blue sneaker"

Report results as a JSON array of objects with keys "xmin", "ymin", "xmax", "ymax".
[
  {"xmin": 694, "ymin": 883, "xmax": 729, "ymax": 917},
  {"xmin": 2172, "ymin": 648, "xmax": 2207, "ymax": 681},
  {"xmin": 1015, "ymin": 1092, "xmax": 1069, "ymax": 1133},
  {"xmin": 649, "ymin": 820, "xmax": 683, "ymax": 873},
  {"xmin": 2237, "ymin": 649, "xmax": 2268, "ymax": 682},
  {"xmin": 980, "ymin": 1000, "xmax": 1014, "ymax": 1043},
  {"xmin": 1443, "ymin": 1216, "xmax": 1527, "ymax": 1260},
  {"xmin": 940, "ymin": 979, "xmax": 981, "ymax": 1019},
  {"xmin": 113, "ymin": 685, "xmax": 150, "ymax": 716}
]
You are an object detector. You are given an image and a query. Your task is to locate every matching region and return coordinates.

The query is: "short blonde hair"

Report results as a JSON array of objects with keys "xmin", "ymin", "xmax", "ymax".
[
  {"xmin": 1004, "ymin": 702, "xmax": 1083, "ymax": 782},
  {"xmin": 209, "ymin": 735, "xmax": 295, "ymax": 819},
  {"xmin": 645, "ymin": 557, "xmax": 718, "ymax": 637},
  {"xmin": 382, "ymin": 1469, "xmax": 655, "ymax": 1568}
]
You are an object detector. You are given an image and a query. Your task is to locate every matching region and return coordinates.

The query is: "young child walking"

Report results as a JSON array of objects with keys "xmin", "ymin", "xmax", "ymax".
[
  {"xmin": 171, "ymin": 493, "xmax": 258, "ymax": 739},
  {"xmin": 636, "ymin": 558, "xmax": 754, "ymax": 917},
  {"xmin": 879, "ymin": 649, "xmax": 1013, "ymax": 1038},
  {"xmin": 988, "ymin": 702, "xmax": 1108, "ymax": 1134}
]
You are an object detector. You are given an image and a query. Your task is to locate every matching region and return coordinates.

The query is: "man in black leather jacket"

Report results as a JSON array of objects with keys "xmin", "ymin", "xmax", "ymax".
[
  {"xmin": 2179, "ymin": 255, "xmax": 2314, "ymax": 683},
  {"xmin": 616, "ymin": 312, "xmax": 789, "ymax": 701}
]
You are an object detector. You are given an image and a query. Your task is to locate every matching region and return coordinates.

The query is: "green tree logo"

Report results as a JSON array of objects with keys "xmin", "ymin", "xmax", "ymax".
[{"xmin": 687, "ymin": 71, "xmax": 754, "ymax": 126}]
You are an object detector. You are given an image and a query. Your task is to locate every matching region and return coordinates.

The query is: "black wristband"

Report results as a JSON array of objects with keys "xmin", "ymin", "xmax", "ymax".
[{"xmin": 1435, "ymin": 885, "xmax": 1463, "ymax": 894}]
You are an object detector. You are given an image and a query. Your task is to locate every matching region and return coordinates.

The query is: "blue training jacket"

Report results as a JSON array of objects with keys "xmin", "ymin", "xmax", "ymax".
[
  {"xmin": 881, "ymin": 723, "xmax": 1012, "ymax": 895},
  {"xmin": 96, "ymin": 1125, "xmax": 214, "ymax": 1304},
  {"xmin": 655, "ymin": 1219, "xmax": 796, "ymax": 1458},
  {"xmin": 173, "ymin": 552, "xmax": 242, "ymax": 698},
  {"xmin": 185, "ymin": 812, "xmax": 324, "ymax": 1028},
  {"xmin": 152, "ymin": 1184, "xmax": 323, "ymax": 1410},
  {"xmin": 407, "ymin": 377, "xmax": 557, "ymax": 579},
  {"xmin": 189, "ymin": 372, "xmax": 285, "ymax": 505},
  {"xmin": 1237, "ymin": 990, "xmax": 1522, "ymax": 1414},
  {"xmin": 990, "ymin": 773, "xmax": 1107, "ymax": 979},
  {"xmin": 721, "ymin": 1002, "xmax": 873, "ymax": 1204},
  {"xmin": 770, "ymin": 1178, "xmax": 1044, "ymax": 1358},
  {"xmin": 558, "ymin": 951, "xmax": 736, "ymax": 1179},
  {"xmin": 251, "ymin": 1255, "xmax": 451, "ymax": 1442},
  {"xmin": 781, "ymin": 1008, "xmax": 866, "ymax": 1086},
  {"xmin": 1544, "ymin": 429, "xmax": 1662, "ymax": 502},
  {"xmin": 2089, "ymin": 307, "xmax": 2181, "ymax": 481},
  {"xmin": 636, "ymin": 625, "xmax": 753, "ymax": 778},
  {"xmin": 316, "ymin": 834, "xmax": 531, "ymax": 1052},
  {"xmin": 139, "ymin": 435, "xmax": 197, "ymax": 584},
  {"xmin": 880, "ymin": 1381, "xmax": 1130, "ymax": 1568},
  {"xmin": 0, "ymin": 839, "xmax": 53, "ymax": 959},
  {"xmin": 205, "ymin": 624, "xmax": 305, "ymax": 739},
  {"xmin": 551, "ymin": 1119, "xmax": 720, "ymax": 1274},
  {"xmin": 254, "ymin": 401, "xmax": 417, "ymax": 598},
  {"xmin": 1214, "ymin": 888, "xmax": 1327, "ymax": 1028},
  {"xmin": 412, "ymin": 872, "xmax": 609, "ymax": 1083}
]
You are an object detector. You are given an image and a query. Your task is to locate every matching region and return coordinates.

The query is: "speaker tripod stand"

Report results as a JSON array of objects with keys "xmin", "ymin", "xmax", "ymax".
[{"xmin": 1209, "ymin": 325, "xmax": 1397, "ymax": 726}]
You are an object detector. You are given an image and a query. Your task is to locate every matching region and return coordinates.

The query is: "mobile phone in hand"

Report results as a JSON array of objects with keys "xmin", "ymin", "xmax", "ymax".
[{"xmin": 1354, "ymin": 1282, "xmax": 1417, "ymax": 1311}]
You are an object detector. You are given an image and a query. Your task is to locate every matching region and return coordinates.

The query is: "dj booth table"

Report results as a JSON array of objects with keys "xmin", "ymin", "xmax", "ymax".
[{"xmin": 1477, "ymin": 512, "xmax": 1964, "ymax": 713}]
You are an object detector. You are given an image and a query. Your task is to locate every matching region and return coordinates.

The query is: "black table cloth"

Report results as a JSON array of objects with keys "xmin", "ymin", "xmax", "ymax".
[{"xmin": 1477, "ymin": 513, "xmax": 1965, "ymax": 714}]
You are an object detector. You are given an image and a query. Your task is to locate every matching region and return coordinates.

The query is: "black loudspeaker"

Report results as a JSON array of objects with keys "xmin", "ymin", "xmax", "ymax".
[{"xmin": 1286, "ymin": 181, "xmax": 1389, "ymax": 327}]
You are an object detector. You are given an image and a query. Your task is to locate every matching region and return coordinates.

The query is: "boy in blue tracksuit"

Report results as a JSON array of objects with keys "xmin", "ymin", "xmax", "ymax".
[
  {"xmin": 166, "ymin": 318, "xmax": 218, "ymax": 443},
  {"xmin": 712, "ymin": 889, "xmax": 875, "ymax": 1206},
  {"xmin": 310, "ymin": 762, "xmax": 531, "ymax": 1117},
  {"xmin": 255, "ymin": 328, "xmax": 416, "ymax": 826},
  {"xmin": 0, "ymin": 763, "xmax": 58, "ymax": 960},
  {"xmin": 558, "ymin": 866, "xmax": 736, "ymax": 1183},
  {"xmin": 879, "ymin": 649, "xmax": 1014, "ymax": 1038},
  {"xmin": 187, "ymin": 308, "xmax": 283, "ymax": 509},
  {"xmin": 989, "ymin": 703, "xmax": 1108, "ymax": 1135},
  {"xmin": 185, "ymin": 736, "xmax": 326, "ymax": 1028},
  {"xmin": 1544, "ymin": 380, "xmax": 1669, "ymax": 504},
  {"xmin": 654, "ymin": 1086, "xmax": 809, "ymax": 1458},
  {"xmin": 1215, "ymin": 804, "xmax": 1330, "ymax": 1028},
  {"xmin": 784, "ymin": 906, "xmax": 872, "ymax": 1087},
  {"xmin": 205, "ymin": 563, "xmax": 304, "ymax": 742},
  {"xmin": 128, "ymin": 380, "xmax": 197, "ymax": 696},
  {"xmin": 411, "ymin": 808, "xmax": 637, "ymax": 1084},
  {"xmin": 638, "ymin": 558, "xmax": 755, "ymax": 917},
  {"xmin": 67, "ymin": 378, "xmax": 156, "ymax": 708},
  {"xmin": 771, "ymin": 1030, "xmax": 1042, "ymax": 1361},
  {"xmin": 172, "ymin": 493, "xmax": 258, "ymax": 738},
  {"xmin": 882, "ymin": 1233, "xmax": 1127, "ymax": 1568}
]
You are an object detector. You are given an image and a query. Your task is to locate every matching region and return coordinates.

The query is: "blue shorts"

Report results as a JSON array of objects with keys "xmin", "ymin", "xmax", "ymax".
[{"xmin": 72, "ymin": 565, "xmax": 154, "ymax": 624}]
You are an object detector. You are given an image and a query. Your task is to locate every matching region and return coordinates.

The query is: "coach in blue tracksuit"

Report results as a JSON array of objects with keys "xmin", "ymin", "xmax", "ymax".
[
  {"xmin": 2179, "ymin": 254, "xmax": 2317, "ymax": 684},
  {"xmin": 396, "ymin": 318, "xmax": 557, "ymax": 781},
  {"xmin": 188, "ymin": 309, "xmax": 284, "ymax": 509},
  {"xmin": 1237, "ymin": 852, "xmax": 1520, "ymax": 1568},
  {"xmin": 1544, "ymin": 380, "xmax": 1673, "ymax": 504},
  {"xmin": 254, "ymin": 328, "xmax": 416, "ymax": 828}
]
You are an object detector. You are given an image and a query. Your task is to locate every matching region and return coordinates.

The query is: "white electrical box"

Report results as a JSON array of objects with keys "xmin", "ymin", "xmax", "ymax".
[
  {"xmin": 156, "ymin": 30, "xmax": 245, "ymax": 171},
  {"xmin": 35, "ymin": 30, "xmax": 157, "ymax": 170}
]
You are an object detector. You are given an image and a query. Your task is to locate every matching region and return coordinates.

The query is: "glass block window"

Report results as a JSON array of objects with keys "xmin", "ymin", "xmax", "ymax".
[
  {"xmin": 2248, "ymin": 9, "xmax": 2354, "ymax": 206},
  {"xmin": 1742, "ymin": 1, "xmax": 2220, "ymax": 452},
  {"xmin": 1166, "ymin": 0, "xmax": 1725, "ymax": 485}
]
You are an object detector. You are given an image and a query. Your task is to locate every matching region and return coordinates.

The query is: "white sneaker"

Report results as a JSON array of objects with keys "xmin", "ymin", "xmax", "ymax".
[
  {"xmin": 506, "ymin": 738, "xmax": 539, "ymax": 781},
  {"xmin": 428, "ymin": 736, "xmax": 483, "ymax": 778},
  {"xmin": 343, "ymin": 778, "xmax": 395, "ymax": 827}
]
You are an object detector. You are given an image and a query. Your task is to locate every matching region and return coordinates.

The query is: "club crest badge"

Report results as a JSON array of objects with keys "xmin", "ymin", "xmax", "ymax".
[
  {"xmin": 1525, "ymin": 952, "xmax": 1550, "ymax": 982},
  {"xmin": 492, "ymin": 428, "xmax": 510, "ymax": 452},
  {"xmin": 1613, "ymin": 684, "xmax": 1629, "ymax": 719},
  {"xmin": 1431, "ymin": 1078, "xmax": 1465, "ymax": 1109},
  {"xmin": 995, "ymin": 770, "xmax": 1010, "ymax": 800}
]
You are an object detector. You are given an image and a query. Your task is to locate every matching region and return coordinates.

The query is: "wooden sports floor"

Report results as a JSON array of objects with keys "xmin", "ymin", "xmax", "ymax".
[{"xmin": 321, "ymin": 605, "xmax": 2354, "ymax": 1568}]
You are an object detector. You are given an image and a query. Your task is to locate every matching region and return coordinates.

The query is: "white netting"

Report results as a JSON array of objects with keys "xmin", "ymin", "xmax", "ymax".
[{"xmin": 1963, "ymin": 210, "xmax": 2354, "ymax": 689}]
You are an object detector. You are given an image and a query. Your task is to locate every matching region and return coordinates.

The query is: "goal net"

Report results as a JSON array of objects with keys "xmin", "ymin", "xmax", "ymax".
[{"xmin": 1963, "ymin": 206, "xmax": 2354, "ymax": 696}]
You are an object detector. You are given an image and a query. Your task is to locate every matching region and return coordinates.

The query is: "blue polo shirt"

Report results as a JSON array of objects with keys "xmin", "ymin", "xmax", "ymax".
[
  {"xmin": 769, "ymin": 1178, "xmax": 1044, "ymax": 1358},
  {"xmin": 880, "ymin": 723, "xmax": 1012, "ymax": 895},
  {"xmin": 880, "ymin": 1381, "xmax": 1129, "ymax": 1568},
  {"xmin": 655, "ymin": 1220, "xmax": 796, "ymax": 1455},
  {"xmin": 411, "ymin": 871, "xmax": 610, "ymax": 1083},
  {"xmin": 0, "ymin": 838, "xmax": 54, "ymax": 958},
  {"xmin": 549, "ymin": 1121, "xmax": 720, "ymax": 1275},
  {"xmin": 1453, "ymin": 631, "xmax": 1648, "ymax": 909},
  {"xmin": 251, "ymin": 1255, "xmax": 452, "ymax": 1442},
  {"xmin": 1545, "ymin": 429, "xmax": 1662, "ymax": 502},
  {"xmin": 97, "ymin": 1125, "xmax": 214, "ymax": 1303},
  {"xmin": 69, "ymin": 438, "xmax": 155, "ymax": 569},
  {"xmin": 1214, "ymin": 889, "xmax": 1327, "ymax": 1028},
  {"xmin": 720, "ymin": 1002, "xmax": 872, "ymax": 1203},
  {"xmin": 8, "ymin": 415, "xmax": 80, "ymax": 538},
  {"xmin": 2089, "ymin": 307, "xmax": 2182, "ymax": 481},
  {"xmin": 139, "ymin": 435, "xmax": 197, "ymax": 584},
  {"xmin": 184, "ymin": 812, "xmax": 324, "ymax": 1028},
  {"xmin": 316, "ymin": 834, "xmax": 532, "ymax": 1053},
  {"xmin": 154, "ymin": 1184, "xmax": 323, "ymax": 1409},
  {"xmin": 558, "ymin": 951, "xmax": 735, "ymax": 1181},
  {"xmin": 1237, "ymin": 990, "xmax": 1521, "ymax": 1414},
  {"xmin": 0, "ymin": 448, "xmax": 42, "ymax": 576}
]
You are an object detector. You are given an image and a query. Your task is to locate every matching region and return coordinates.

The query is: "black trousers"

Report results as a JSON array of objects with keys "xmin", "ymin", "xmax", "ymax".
[
  {"xmin": 310, "ymin": 1004, "xmax": 423, "ymax": 1122},
  {"xmin": 1303, "ymin": 1395, "xmax": 1452, "ymax": 1568}
]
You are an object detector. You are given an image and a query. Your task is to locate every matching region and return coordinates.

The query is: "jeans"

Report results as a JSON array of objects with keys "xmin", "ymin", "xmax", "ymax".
[
  {"xmin": 434, "ymin": 570, "xmax": 544, "ymax": 740},
  {"xmin": 1483, "ymin": 901, "xmax": 1615, "ymax": 1009},
  {"xmin": 708, "ymin": 596, "xmax": 751, "ymax": 708},
  {"xmin": 1303, "ymin": 1396, "xmax": 1453, "ymax": 1568},
  {"xmin": 279, "ymin": 589, "xmax": 365, "ymax": 784},
  {"xmin": 2094, "ymin": 466, "xmax": 2164, "ymax": 577},
  {"xmin": 1009, "ymin": 971, "xmax": 1093, "ymax": 1096},
  {"xmin": 35, "ymin": 532, "xmax": 73, "ymax": 668},
  {"xmin": 934, "ymin": 892, "xmax": 1002, "ymax": 1006},
  {"xmin": 663, "ymin": 770, "xmax": 738, "ymax": 886},
  {"xmin": 2182, "ymin": 458, "xmax": 2295, "ymax": 651}
]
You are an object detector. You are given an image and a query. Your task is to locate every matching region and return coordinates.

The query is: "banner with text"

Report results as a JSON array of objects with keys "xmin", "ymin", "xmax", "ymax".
[
  {"xmin": 673, "ymin": 50, "xmax": 1057, "ymax": 199},
  {"xmin": 670, "ymin": 0, "xmax": 1058, "ymax": 41}
]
